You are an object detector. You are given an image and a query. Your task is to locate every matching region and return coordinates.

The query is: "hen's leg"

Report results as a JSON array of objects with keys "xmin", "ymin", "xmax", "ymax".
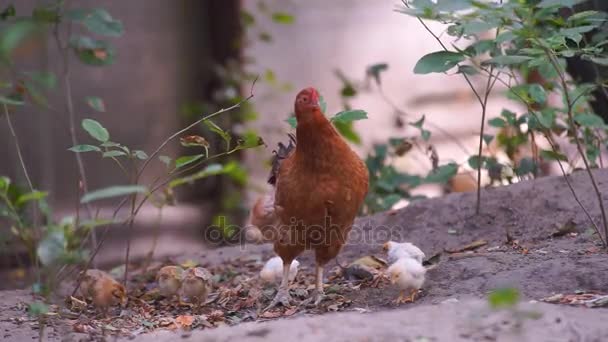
[
  {"xmin": 313, "ymin": 263, "xmax": 326, "ymax": 305},
  {"xmin": 264, "ymin": 261, "xmax": 293, "ymax": 311}
]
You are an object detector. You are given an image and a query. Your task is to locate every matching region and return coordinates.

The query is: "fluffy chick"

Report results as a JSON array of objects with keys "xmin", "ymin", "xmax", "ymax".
[
  {"xmin": 259, "ymin": 256, "xmax": 299, "ymax": 284},
  {"xmin": 387, "ymin": 258, "xmax": 426, "ymax": 304},
  {"xmin": 181, "ymin": 267, "xmax": 213, "ymax": 311},
  {"xmin": 156, "ymin": 266, "xmax": 183, "ymax": 301},
  {"xmin": 78, "ymin": 269, "xmax": 127, "ymax": 316},
  {"xmin": 383, "ymin": 241, "xmax": 425, "ymax": 264}
]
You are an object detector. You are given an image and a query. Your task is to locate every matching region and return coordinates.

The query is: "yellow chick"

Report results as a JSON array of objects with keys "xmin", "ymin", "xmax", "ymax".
[
  {"xmin": 383, "ymin": 241, "xmax": 425, "ymax": 264},
  {"xmin": 78, "ymin": 269, "xmax": 127, "ymax": 316},
  {"xmin": 387, "ymin": 258, "xmax": 426, "ymax": 304},
  {"xmin": 259, "ymin": 256, "xmax": 299, "ymax": 284},
  {"xmin": 156, "ymin": 265, "xmax": 183, "ymax": 301},
  {"xmin": 181, "ymin": 267, "xmax": 213, "ymax": 311}
]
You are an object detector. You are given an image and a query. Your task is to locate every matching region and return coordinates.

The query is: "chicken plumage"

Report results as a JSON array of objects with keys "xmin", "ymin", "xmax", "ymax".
[
  {"xmin": 78, "ymin": 269, "xmax": 127, "ymax": 316},
  {"xmin": 383, "ymin": 241, "xmax": 425, "ymax": 264},
  {"xmin": 387, "ymin": 258, "xmax": 426, "ymax": 303},
  {"xmin": 156, "ymin": 265, "xmax": 184, "ymax": 301},
  {"xmin": 181, "ymin": 267, "xmax": 213, "ymax": 312},
  {"xmin": 260, "ymin": 256, "xmax": 299, "ymax": 284},
  {"xmin": 251, "ymin": 87, "xmax": 369, "ymax": 309}
]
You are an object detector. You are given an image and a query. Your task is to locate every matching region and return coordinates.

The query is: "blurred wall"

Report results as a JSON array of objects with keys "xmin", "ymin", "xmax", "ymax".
[
  {"xmin": 242, "ymin": 0, "xmax": 515, "ymax": 202},
  {"xmin": 0, "ymin": 0, "xmax": 241, "ymax": 269}
]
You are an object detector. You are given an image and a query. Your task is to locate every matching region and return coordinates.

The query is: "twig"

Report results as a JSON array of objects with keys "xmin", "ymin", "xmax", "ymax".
[
  {"xmin": 136, "ymin": 77, "xmax": 258, "ymax": 180},
  {"xmin": 72, "ymin": 79, "xmax": 257, "ymax": 294},
  {"xmin": 53, "ymin": 17, "xmax": 98, "ymax": 262},
  {"xmin": 478, "ymin": 67, "xmax": 606, "ymax": 246},
  {"xmin": 3, "ymin": 103, "xmax": 41, "ymax": 284},
  {"xmin": 544, "ymin": 48, "xmax": 608, "ymax": 244},
  {"xmin": 476, "ymin": 66, "xmax": 496, "ymax": 214}
]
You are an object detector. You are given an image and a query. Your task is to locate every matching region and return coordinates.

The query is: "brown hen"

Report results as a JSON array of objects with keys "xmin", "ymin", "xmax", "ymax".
[{"xmin": 251, "ymin": 87, "xmax": 368, "ymax": 309}]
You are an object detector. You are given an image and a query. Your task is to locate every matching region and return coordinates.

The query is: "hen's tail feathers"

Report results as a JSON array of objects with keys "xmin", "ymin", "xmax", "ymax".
[{"xmin": 268, "ymin": 133, "xmax": 296, "ymax": 185}]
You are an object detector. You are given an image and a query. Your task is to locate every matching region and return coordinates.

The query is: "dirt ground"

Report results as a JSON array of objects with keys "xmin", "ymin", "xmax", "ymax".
[{"xmin": 2, "ymin": 169, "xmax": 608, "ymax": 341}]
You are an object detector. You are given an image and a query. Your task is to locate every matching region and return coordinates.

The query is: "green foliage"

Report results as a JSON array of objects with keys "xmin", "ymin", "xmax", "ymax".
[
  {"xmin": 488, "ymin": 288, "xmax": 520, "ymax": 309},
  {"xmin": 414, "ymin": 51, "xmax": 465, "ymax": 74},
  {"xmin": 80, "ymin": 185, "xmax": 148, "ymax": 203}
]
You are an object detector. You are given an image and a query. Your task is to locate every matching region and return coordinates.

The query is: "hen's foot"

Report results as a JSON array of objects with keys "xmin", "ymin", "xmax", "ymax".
[
  {"xmin": 264, "ymin": 289, "xmax": 293, "ymax": 311},
  {"xmin": 313, "ymin": 290, "xmax": 326, "ymax": 306}
]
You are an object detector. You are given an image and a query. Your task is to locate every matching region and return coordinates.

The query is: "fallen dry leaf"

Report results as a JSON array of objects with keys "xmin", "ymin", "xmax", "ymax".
[
  {"xmin": 283, "ymin": 307, "xmax": 298, "ymax": 316},
  {"xmin": 175, "ymin": 315, "xmax": 194, "ymax": 329},
  {"xmin": 445, "ymin": 239, "xmax": 488, "ymax": 253},
  {"xmin": 260, "ymin": 310, "xmax": 283, "ymax": 319}
]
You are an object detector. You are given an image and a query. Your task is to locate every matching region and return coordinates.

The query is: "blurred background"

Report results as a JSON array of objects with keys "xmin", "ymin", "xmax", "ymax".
[{"xmin": 1, "ymin": 0, "xmax": 607, "ymax": 289}]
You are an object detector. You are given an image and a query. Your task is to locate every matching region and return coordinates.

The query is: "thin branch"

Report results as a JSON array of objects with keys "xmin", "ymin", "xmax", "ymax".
[
  {"xmin": 476, "ymin": 66, "xmax": 495, "ymax": 214},
  {"xmin": 53, "ymin": 17, "xmax": 98, "ymax": 260},
  {"xmin": 3, "ymin": 103, "xmax": 41, "ymax": 285},
  {"xmin": 136, "ymin": 77, "xmax": 258, "ymax": 180},
  {"xmin": 376, "ymin": 85, "xmax": 473, "ymax": 156},
  {"xmin": 545, "ymin": 48, "xmax": 608, "ymax": 244},
  {"xmin": 73, "ymin": 79, "xmax": 257, "ymax": 294},
  {"xmin": 403, "ymin": 1, "xmax": 484, "ymax": 106}
]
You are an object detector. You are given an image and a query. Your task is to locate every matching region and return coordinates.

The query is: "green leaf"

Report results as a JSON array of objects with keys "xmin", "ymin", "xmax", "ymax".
[
  {"xmin": 68, "ymin": 144, "xmax": 101, "ymax": 153},
  {"xmin": 0, "ymin": 95, "xmax": 24, "ymax": 105},
  {"xmin": 81, "ymin": 8, "xmax": 123, "ymax": 37},
  {"xmin": 331, "ymin": 110, "xmax": 368, "ymax": 123},
  {"xmin": 0, "ymin": 5, "xmax": 16, "ymax": 21},
  {"xmin": 540, "ymin": 149, "xmax": 568, "ymax": 162},
  {"xmin": 410, "ymin": 115, "xmax": 425, "ymax": 129},
  {"xmin": 16, "ymin": 191, "xmax": 48, "ymax": 206},
  {"xmin": 0, "ymin": 176, "xmax": 10, "ymax": 193},
  {"xmin": 333, "ymin": 120, "xmax": 361, "ymax": 144},
  {"xmin": 159, "ymin": 155, "xmax": 172, "ymax": 167},
  {"xmin": 25, "ymin": 71, "xmax": 56, "ymax": 89},
  {"xmin": 0, "ymin": 20, "xmax": 42, "ymax": 58},
  {"xmin": 82, "ymin": 118, "xmax": 110, "ymax": 142},
  {"xmin": 425, "ymin": 163, "xmax": 458, "ymax": 184},
  {"xmin": 169, "ymin": 163, "xmax": 227, "ymax": 188},
  {"xmin": 457, "ymin": 65, "xmax": 479, "ymax": 75},
  {"xmin": 27, "ymin": 301, "xmax": 49, "ymax": 317},
  {"xmin": 538, "ymin": 0, "xmax": 586, "ymax": 8},
  {"xmin": 286, "ymin": 116, "xmax": 297, "ymax": 128},
  {"xmin": 271, "ymin": 12, "xmax": 294, "ymax": 24},
  {"xmin": 436, "ymin": 0, "xmax": 471, "ymax": 11},
  {"xmin": 516, "ymin": 157, "xmax": 536, "ymax": 176},
  {"xmin": 468, "ymin": 155, "xmax": 487, "ymax": 169},
  {"xmin": 488, "ymin": 288, "xmax": 520, "ymax": 309},
  {"xmin": 319, "ymin": 95, "xmax": 327, "ymax": 113},
  {"xmin": 204, "ymin": 120, "xmax": 231, "ymax": 150},
  {"xmin": 37, "ymin": 230, "xmax": 66, "ymax": 266},
  {"xmin": 102, "ymin": 150, "xmax": 126, "ymax": 158},
  {"xmin": 367, "ymin": 63, "xmax": 389, "ymax": 85},
  {"xmin": 483, "ymin": 134, "xmax": 494, "ymax": 145},
  {"xmin": 528, "ymin": 84, "xmax": 547, "ymax": 104},
  {"xmin": 81, "ymin": 185, "xmax": 148, "ymax": 203},
  {"xmin": 538, "ymin": 109, "xmax": 556, "ymax": 129},
  {"xmin": 574, "ymin": 113, "xmax": 605, "ymax": 127},
  {"xmin": 175, "ymin": 154, "xmax": 205, "ymax": 170},
  {"xmin": 414, "ymin": 51, "xmax": 464, "ymax": 74},
  {"xmin": 86, "ymin": 96, "xmax": 105, "ymax": 112},
  {"xmin": 488, "ymin": 117, "xmax": 506, "ymax": 128},
  {"xmin": 486, "ymin": 55, "xmax": 533, "ymax": 65},
  {"xmin": 69, "ymin": 35, "xmax": 116, "ymax": 66},
  {"xmin": 133, "ymin": 150, "xmax": 149, "ymax": 160},
  {"xmin": 589, "ymin": 56, "xmax": 608, "ymax": 66}
]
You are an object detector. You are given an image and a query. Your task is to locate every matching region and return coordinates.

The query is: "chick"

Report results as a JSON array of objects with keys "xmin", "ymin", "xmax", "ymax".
[
  {"xmin": 387, "ymin": 258, "xmax": 426, "ymax": 304},
  {"xmin": 181, "ymin": 267, "xmax": 213, "ymax": 312},
  {"xmin": 259, "ymin": 256, "xmax": 299, "ymax": 284},
  {"xmin": 383, "ymin": 241, "xmax": 425, "ymax": 264},
  {"xmin": 156, "ymin": 266, "xmax": 184, "ymax": 302},
  {"xmin": 78, "ymin": 269, "xmax": 127, "ymax": 316}
]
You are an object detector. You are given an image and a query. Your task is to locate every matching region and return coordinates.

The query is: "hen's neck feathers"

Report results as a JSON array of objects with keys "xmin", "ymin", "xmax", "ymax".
[{"xmin": 294, "ymin": 110, "xmax": 345, "ymax": 164}]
